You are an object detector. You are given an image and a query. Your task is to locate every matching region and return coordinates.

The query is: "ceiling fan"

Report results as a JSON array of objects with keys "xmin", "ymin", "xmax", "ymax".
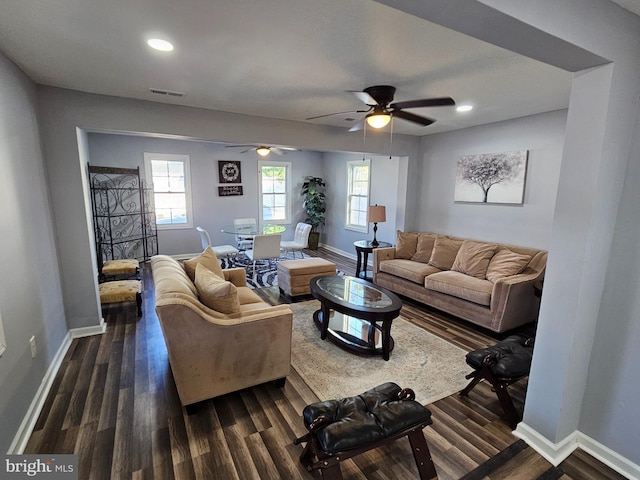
[
  {"xmin": 306, "ymin": 85, "xmax": 455, "ymax": 131},
  {"xmin": 224, "ymin": 145, "xmax": 297, "ymax": 157}
]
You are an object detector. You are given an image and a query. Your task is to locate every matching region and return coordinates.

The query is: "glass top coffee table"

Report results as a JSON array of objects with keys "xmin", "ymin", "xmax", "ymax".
[{"xmin": 309, "ymin": 275, "xmax": 403, "ymax": 361}]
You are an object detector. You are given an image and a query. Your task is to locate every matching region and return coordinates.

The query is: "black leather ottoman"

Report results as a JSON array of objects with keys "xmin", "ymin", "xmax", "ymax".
[
  {"xmin": 293, "ymin": 382, "xmax": 438, "ymax": 479},
  {"xmin": 459, "ymin": 335, "xmax": 534, "ymax": 428}
]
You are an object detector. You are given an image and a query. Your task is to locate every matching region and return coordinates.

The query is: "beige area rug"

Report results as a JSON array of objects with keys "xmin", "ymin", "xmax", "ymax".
[{"xmin": 289, "ymin": 300, "xmax": 472, "ymax": 405}]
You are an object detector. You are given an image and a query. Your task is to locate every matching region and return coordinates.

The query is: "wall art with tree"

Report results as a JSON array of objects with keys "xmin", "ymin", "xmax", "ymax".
[{"xmin": 454, "ymin": 150, "xmax": 528, "ymax": 204}]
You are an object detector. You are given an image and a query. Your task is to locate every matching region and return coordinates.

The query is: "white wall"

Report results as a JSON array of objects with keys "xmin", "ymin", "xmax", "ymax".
[
  {"xmin": 87, "ymin": 133, "xmax": 324, "ymax": 255},
  {"xmin": 0, "ymin": 53, "xmax": 68, "ymax": 453},
  {"xmin": 417, "ymin": 110, "xmax": 566, "ymax": 249}
]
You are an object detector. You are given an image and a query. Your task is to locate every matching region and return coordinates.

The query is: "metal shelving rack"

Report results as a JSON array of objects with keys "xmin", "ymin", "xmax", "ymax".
[{"xmin": 89, "ymin": 165, "xmax": 158, "ymax": 268}]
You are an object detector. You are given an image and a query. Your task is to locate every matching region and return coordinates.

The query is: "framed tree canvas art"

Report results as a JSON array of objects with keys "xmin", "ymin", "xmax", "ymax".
[{"xmin": 454, "ymin": 150, "xmax": 528, "ymax": 204}]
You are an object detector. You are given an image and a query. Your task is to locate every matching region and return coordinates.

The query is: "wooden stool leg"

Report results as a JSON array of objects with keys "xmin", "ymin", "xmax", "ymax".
[
  {"xmin": 494, "ymin": 383, "xmax": 520, "ymax": 429},
  {"xmin": 320, "ymin": 464, "xmax": 343, "ymax": 480},
  {"xmin": 407, "ymin": 430, "xmax": 437, "ymax": 480},
  {"xmin": 136, "ymin": 292, "xmax": 142, "ymax": 316}
]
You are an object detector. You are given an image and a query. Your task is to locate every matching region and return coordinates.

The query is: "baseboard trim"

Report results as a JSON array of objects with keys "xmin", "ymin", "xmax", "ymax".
[
  {"xmin": 318, "ymin": 243, "xmax": 357, "ymax": 261},
  {"xmin": 8, "ymin": 320, "xmax": 106, "ymax": 454},
  {"xmin": 513, "ymin": 422, "xmax": 640, "ymax": 478},
  {"xmin": 513, "ymin": 423, "xmax": 578, "ymax": 466}
]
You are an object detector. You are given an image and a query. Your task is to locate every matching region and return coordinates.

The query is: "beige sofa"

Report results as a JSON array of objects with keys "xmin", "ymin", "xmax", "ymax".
[
  {"xmin": 150, "ymin": 249, "xmax": 293, "ymax": 406},
  {"xmin": 373, "ymin": 232, "xmax": 547, "ymax": 333}
]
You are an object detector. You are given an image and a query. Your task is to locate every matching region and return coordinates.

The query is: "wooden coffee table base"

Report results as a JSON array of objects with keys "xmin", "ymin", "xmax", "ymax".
[{"xmin": 312, "ymin": 309, "xmax": 395, "ymax": 360}]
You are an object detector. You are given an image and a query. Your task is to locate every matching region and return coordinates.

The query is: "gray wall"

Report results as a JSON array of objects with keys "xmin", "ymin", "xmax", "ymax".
[
  {"xmin": 417, "ymin": 110, "xmax": 566, "ymax": 248},
  {"xmin": 87, "ymin": 133, "xmax": 324, "ymax": 254},
  {"xmin": 0, "ymin": 54, "xmax": 68, "ymax": 453},
  {"xmin": 322, "ymin": 152, "xmax": 403, "ymax": 255},
  {"xmin": 36, "ymin": 86, "xmax": 421, "ymax": 333}
]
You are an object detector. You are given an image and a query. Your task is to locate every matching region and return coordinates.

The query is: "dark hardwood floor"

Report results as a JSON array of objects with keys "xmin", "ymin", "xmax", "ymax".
[{"xmin": 24, "ymin": 247, "xmax": 627, "ymax": 479}]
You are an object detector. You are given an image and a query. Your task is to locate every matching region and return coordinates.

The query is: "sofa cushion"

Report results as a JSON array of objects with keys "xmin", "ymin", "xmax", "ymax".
[
  {"xmin": 184, "ymin": 246, "xmax": 224, "ymax": 281},
  {"xmin": 379, "ymin": 259, "xmax": 441, "ymax": 284},
  {"xmin": 411, "ymin": 233, "xmax": 437, "ymax": 263},
  {"xmin": 486, "ymin": 249, "xmax": 531, "ymax": 282},
  {"xmin": 425, "ymin": 271, "xmax": 493, "ymax": 306},
  {"xmin": 428, "ymin": 236, "xmax": 464, "ymax": 270},
  {"xmin": 395, "ymin": 231, "xmax": 419, "ymax": 259},
  {"xmin": 237, "ymin": 286, "xmax": 264, "ymax": 305},
  {"xmin": 194, "ymin": 263, "xmax": 240, "ymax": 314},
  {"xmin": 451, "ymin": 240, "xmax": 498, "ymax": 279}
]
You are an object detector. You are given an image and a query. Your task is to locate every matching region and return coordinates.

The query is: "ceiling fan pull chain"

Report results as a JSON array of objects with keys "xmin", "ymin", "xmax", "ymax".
[{"xmin": 389, "ymin": 117, "xmax": 394, "ymax": 159}]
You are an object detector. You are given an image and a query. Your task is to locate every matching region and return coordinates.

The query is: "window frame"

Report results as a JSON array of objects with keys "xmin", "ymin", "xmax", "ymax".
[
  {"xmin": 345, "ymin": 159, "xmax": 371, "ymax": 233},
  {"xmin": 259, "ymin": 161, "xmax": 292, "ymax": 225},
  {"xmin": 144, "ymin": 152, "xmax": 193, "ymax": 230}
]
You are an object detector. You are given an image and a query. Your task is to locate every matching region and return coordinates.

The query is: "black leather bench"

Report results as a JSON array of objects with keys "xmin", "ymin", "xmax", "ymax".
[
  {"xmin": 294, "ymin": 382, "xmax": 438, "ymax": 479},
  {"xmin": 459, "ymin": 335, "xmax": 534, "ymax": 428}
]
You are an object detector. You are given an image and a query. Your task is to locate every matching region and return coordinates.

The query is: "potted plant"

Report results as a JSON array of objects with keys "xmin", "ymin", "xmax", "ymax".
[{"xmin": 301, "ymin": 176, "xmax": 326, "ymax": 250}]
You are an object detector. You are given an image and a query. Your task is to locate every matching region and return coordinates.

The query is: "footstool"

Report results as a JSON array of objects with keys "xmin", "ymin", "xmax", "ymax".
[
  {"xmin": 99, "ymin": 280, "xmax": 142, "ymax": 316},
  {"xmin": 101, "ymin": 258, "xmax": 139, "ymax": 281},
  {"xmin": 293, "ymin": 382, "xmax": 437, "ymax": 480},
  {"xmin": 277, "ymin": 258, "xmax": 336, "ymax": 298},
  {"xmin": 459, "ymin": 335, "xmax": 534, "ymax": 428}
]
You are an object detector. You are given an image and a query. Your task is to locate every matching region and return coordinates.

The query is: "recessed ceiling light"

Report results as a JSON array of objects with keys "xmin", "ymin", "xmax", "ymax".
[
  {"xmin": 456, "ymin": 105, "xmax": 473, "ymax": 112},
  {"xmin": 147, "ymin": 38, "xmax": 174, "ymax": 52}
]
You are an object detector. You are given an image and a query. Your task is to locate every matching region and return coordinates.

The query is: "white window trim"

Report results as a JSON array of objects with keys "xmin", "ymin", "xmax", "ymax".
[
  {"xmin": 346, "ymin": 159, "xmax": 371, "ymax": 233},
  {"xmin": 259, "ymin": 160, "xmax": 292, "ymax": 225},
  {"xmin": 144, "ymin": 152, "xmax": 193, "ymax": 230}
]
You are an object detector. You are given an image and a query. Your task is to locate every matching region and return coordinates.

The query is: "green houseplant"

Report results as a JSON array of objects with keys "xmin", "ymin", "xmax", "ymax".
[{"xmin": 301, "ymin": 176, "xmax": 326, "ymax": 250}]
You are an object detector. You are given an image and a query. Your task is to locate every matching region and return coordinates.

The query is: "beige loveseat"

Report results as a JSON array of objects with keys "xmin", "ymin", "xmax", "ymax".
[
  {"xmin": 150, "ymin": 248, "xmax": 293, "ymax": 406},
  {"xmin": 373, "ymin": 232, "xmax": 547, "ymax": 333}
]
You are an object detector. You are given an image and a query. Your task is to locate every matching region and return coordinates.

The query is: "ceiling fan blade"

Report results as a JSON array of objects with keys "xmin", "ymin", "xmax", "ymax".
[
  {"xmin": 349, "ymin": 90, "xmax": 379, "ymax": 106},
  {"xmin": 390, "ymin": 97, "xmax": 455, "ymax": 110},
  {"xmin": 239, "ymin": 148, "xmax": 255, "ymax": 154},
  {"xmin": 348, "ymin": 120, "xmax": 365, "ymax": 132},
  {"xmin": 306, "ymin": 110, "xmax": 366, "ymax": 120},
  {"xmin": 271, "ymin": 148, "xmax": 285, "ymax": 155},
  {"xmin": 391, "ymin": 109, "xmax": 435, "ymax": 126}
]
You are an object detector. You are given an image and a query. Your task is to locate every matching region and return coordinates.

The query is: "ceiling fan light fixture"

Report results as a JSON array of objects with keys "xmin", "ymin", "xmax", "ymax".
[
  {"xmin": 256, "ymin": 146, "xmax": 271, "ymax": 157},
  {"xmin": 366, "ymin": 112, "xmax": 391, "ymax": 129}
]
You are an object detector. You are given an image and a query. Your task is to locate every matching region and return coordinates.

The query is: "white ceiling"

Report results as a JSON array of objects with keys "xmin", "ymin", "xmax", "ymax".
[{"xmin": 0, "ymin": 0, "xmax": 635, "ymax": 136}]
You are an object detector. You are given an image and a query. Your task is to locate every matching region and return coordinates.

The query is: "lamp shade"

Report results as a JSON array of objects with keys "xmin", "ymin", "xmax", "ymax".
[
  {"xmin": 256, "ymin": 146, "xmax": 271, "ymax": 157},
  {"xmin": 368, "ymin": 205, "xmax": 386, "ymax": 223}
]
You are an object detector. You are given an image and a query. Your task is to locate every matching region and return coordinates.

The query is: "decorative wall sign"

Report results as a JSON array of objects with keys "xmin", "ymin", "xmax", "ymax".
[
  {"xmin": 218, "ymin": 160, "xmax": 242, "ymax": 184},
  {"xmin": 218, "ymin": 185, "xmax": 243, "ymax": 196},
  {"xmin": 454, "ymin": 150, "xmax": 528, "ymax": 204}
]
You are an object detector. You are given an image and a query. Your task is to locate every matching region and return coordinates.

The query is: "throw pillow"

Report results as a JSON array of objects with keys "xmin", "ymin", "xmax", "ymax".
[
  {"xmin": 451, "ymin": 240, "xmax": 498, "ymax": 279},
  {"xmin": 411, "ymin": 233, "xmax": 437, "ymax": 263},
  {"xmin": 395, "ymin": 231, "xmax": 419, "ymax": 259},
  {"xmin": 486, "ymin": 249, "xmax": 531, "ymax": 282},
  {"xmin": 183, "ymin": 246, "xmax": 224, "ymax": 281},
  {"xmin": 428, "ymin": 235, "xmax": 464, "ymax": 270},
  {"xmin": 194, "ymin": 263, "xmax": 240, "ymax": 314}
]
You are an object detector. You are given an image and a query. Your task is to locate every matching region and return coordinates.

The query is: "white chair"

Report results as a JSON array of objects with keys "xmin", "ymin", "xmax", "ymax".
[
  {"xmin": 234, "ymin": 218, "xmax": 257, "ymax": 251},
  {"xmin": 280, "ymin": 222, "xmax": 312, "ymax": 259},
  {"xmin": 196, "ymin": 226, "xmax": 239, "ymax": 265},
  {"xmin": 245, "ymin": 234, "xmax": 282, "ymax": 279}
]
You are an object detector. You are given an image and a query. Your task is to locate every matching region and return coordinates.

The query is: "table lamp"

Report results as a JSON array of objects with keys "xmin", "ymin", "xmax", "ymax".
[{"xmin": 368, "ymin": 205, "xmax": 386, "ymax": 247}]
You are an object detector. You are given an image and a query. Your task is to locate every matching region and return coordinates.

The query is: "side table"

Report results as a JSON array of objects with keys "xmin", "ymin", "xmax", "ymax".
[{"xmin": 354, "ymin": 240, "xmax": 392, "ymax": 281}]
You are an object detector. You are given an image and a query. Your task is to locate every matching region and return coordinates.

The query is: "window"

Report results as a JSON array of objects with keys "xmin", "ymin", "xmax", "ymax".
[
  {"xmin": 346, "ymin": 159, "xmax": 371, "ymax": 232},
  {"xmin": 144, "ymin": 153, "xmax": 193, "ymax": 229},
  {"xmin": 259, "ymin": 161, "xmax": 291, "ymax": 224}
]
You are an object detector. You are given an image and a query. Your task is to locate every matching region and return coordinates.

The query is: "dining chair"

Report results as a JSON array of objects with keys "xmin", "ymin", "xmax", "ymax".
[
  {"xmin": 245, "ymin": 234, "xmax": 282, "ymax": 279},
  {"xmin": 195, "ymin": 226, "xmax": 239, "ymax": 265},
  {"xmin": 280, "ymin": 222, "xmax": 312, "ymax": 259},
  {"xmin": 233, "ymin": 217, "xmax": 257, "ymax": 250}
]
